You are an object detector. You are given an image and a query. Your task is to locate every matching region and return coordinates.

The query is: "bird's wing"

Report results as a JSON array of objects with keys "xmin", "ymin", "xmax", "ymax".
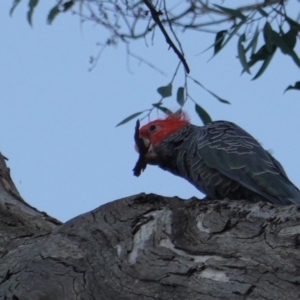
[{"xmin": 195, "ymin": 121, "xmax": 300, "ymax": 205}]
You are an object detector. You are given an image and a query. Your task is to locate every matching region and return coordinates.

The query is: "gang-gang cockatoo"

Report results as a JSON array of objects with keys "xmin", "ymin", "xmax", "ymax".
[{"xmin": 133, "ymin": 113, "xmax": 300, "ymax": 205}]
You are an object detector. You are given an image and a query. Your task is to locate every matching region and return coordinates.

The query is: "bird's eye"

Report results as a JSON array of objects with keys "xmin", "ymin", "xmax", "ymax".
[{"xmin": 149, "ymin": 125, "xmax": 157, "ymax": 132}]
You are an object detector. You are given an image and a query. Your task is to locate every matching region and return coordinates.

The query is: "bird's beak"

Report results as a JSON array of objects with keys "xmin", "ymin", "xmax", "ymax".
[
  {"xmin": 134, "ymin": 137, "xmax": 150, "ymax": 153},
  {"xmin": 135, "ymin": 137, "xmax": 158, "ymax": 165}
]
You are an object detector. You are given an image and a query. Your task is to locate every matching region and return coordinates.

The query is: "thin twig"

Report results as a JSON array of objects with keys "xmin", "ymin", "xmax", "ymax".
[
  {"xmin": 163, "ymin": 0, "xmax": 185, "ymax": 66},
  {"xmin": 88, "ymin": 44, "xmax": 107, "ymax": 72},
  {"xmin": 171, "ymin": 61, "xmax": 181, "ymax": 83},
  {"xmin": 126, "ymin": 44, "xmax": 168, "ymax": 76},
  {"xmin": 142, "ymin": 0, "xmax": 190, "ymax": 73},
  {"xmin": 141, "ymin": 62, "xmax": 182, "ymax": 121}
]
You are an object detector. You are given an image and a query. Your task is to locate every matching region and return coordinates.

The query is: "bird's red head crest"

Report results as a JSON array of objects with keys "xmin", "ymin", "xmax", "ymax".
[
  {"xmin": 133, "ymin": 112, "xmax": 190, "ymax": 172},
  {"xmin": 139, "ymin": 112, "xmax": 190, "ymax": 145}
]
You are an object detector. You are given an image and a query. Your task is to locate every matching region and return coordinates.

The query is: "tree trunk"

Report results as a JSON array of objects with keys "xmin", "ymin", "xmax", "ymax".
[{"xmin": 0, "ymin": 154, "xmax": 299, "ymax": 300}]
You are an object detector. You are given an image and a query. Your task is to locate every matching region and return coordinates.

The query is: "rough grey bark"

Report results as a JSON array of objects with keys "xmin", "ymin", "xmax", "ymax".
[{"xmin": 0, "ymin": 154, "xmax": 300, "ymax": 300}]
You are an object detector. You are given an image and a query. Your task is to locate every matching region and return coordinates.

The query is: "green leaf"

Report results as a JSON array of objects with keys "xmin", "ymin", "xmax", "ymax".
[
  {"xmin": 63, "ymin": 1, "xmax": 74, "ymax": 11},
  {"xmin": 195, "ymin": 104, "xmax": 212, "ymax": 125},
  {"xmin": 245, "ymin": 27, "xmax": 259, "ymax": 55},
  {"xmin": 282, "ymin": 28, "xmax": 297, "ymax": 50},
  {"xmin": 263, "ymin": 22, "xmax": 275, "ymax": 53},
  {"xmin": 214, "ymin": 30, "xmax": 227, "ymax": 55},
  {"xmin": 47, "ymin": 5, "xmax": 60, "ymax": 25},
  {"xmin": 252, "ymin": 51, "xmax": 275, "ymax": 80},
  {"xmin": 284, "ymin": 81, "xmax": 300, "ymax": 93},
  {"xmin": 10, "ymin": 0, "xmax": 22, "ymax": 16},
  {"xmin": 214, "ymin": 5, "xmax": 246, "ymax": 20},
  {"xmin": 248, "ymin": 44, "xmax": 276, "ymax": 68},
  {"xmin": 221, "ymin": 20, "xmax": 246, "ymax": 50},
  {"xmin": 152, "ymin": 103, "xmax": 172, "ymax": 115},
  {"xmin": 157, "ymin": 106, "xmax": 172, "ymax": 115},
  {"xmin": 189, "ymin": 77, "xmax": 230, "ymax": 104},
  {"xmin": 157, "ymin": 83, "xmax": 172, "ymax": 98},
  {"xmin": 285, "ymin": 16, "xmax": 300, "ymax": 32},
  {"xmin": 116, "ymin": 111, "xmax": 144, "ymax": 127},
  {"xmin": 176, "ymin": 87, "xmax": 185, "ymax": 106},
  {"xmin": 238, "ymin": 33, "xmax": 250, "ymax": 74},
  {"xmin": 197, "ymin": 30, "xmax": 227, "ymax": 56},
  {"xmin": 266, "ymin": 27, "xmax": 300, "ymax": 68},
  {"xmin": 206, "ymin": 90, "xmax": 230, "ymax": 104},
  {"xmin": 27, "ymin": 0, "xmax": 39, "ymax": 26},
  {"xmin": 207, "ymin": 21, "xmax": 245, "ymax": 60}
]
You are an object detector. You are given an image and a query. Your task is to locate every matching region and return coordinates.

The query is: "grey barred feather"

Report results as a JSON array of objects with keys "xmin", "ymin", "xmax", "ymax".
[{"xmin": 153, "ymin": 121, "xmax": 300, "ymax": 205}]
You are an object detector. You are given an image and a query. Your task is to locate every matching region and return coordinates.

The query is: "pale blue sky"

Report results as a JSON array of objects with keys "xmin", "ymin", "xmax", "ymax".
[{"xmin": 2, "ymin": 1, "xmax": 300, "ymax": 221}]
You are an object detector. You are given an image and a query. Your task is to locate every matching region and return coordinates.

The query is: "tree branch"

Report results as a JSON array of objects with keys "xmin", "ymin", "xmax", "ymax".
[
  {"xmin": 2, "ymin": 190, "xmax": 300, "ymax": 299},
  {"xmin": 142, "ymin": 0, "xmax": 190, "ymax": 73}
]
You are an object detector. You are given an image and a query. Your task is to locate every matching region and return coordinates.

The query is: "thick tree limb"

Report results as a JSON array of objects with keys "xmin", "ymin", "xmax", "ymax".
[{"xmin": 0, "ymin": 155, "xmax": 300, "ymax": 299}]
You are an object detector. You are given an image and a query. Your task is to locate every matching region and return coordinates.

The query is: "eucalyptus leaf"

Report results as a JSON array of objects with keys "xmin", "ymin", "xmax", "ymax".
[
  {"xmin": 214, "ymin": 5, "xmax": 246, "ymax": 20},
  {"xmin": 152, "ymin": 103, "xmax": 172, "ymax": 115},
  {"xmin": 245, "ymin": 27, "xmax": 259, "ymax": 55},
  {"xmin": 116, "ymin": 111, "xmax": 144, "ymax": 127},
  {"xmin": 157, "ymin": 83, "xmax": 172, "ymax": 98},
  {"xmin": 238, "ymin": 34, "xmax": 250, "ymax": 74},
  {"xmin": 10, "ymin": 0, "xmax": 22, "ymax": 16},
  {"xmin": 285, "ymin": 16, "xmax": 300, "ymax": 32},
  {"xmin": 221, "ymin": 20, "xmax": 246, "ymax": 50},
  {"xmin": 282, "ymin": 28, "xmax": 297, "ymax": 50},
  {"xmin": 263, "ymin": 22, "xmax": 274, "ymax": 53},
  {"xmin": 63, "ymin": 1, "xmax": 74, "ymax": 11},
  {"xmin": 27, "ymin": 0, "xmax": 39, "ymax": 26},
  {"xmin": 248, "ymin": 44, "xmax": 276, "ymax": 69},
  {"xmin": 47, "ymin": 5, "xmax": 60, "ymax": 24},
  {"xmin": 198, "ymin": 30, "xmax": 227, "ymax": 56},
  {"xmin": 252, "ymin": 52, "xmax": 275, "ymax": 80},
  {"xmin": 189, "ymin": 77, "xmax": 230, "ymax": 104},
  {"xmin": 176, "ymin": 87, "xmax": 185, "ymax": 106},
  {"xmin": 195, "ymin": 104, "xmax": 212, "ymax": 125},
  {"xmin": 284, "ymin": 81, "xmax": 300, "ymax": 93},
  {"xmin": 214, "ymin": 30, "xmax": 227, "ymax": 55},
  {"xmin": 267, "ymin": 28, "xmax": 300, "ymax": 67}
]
